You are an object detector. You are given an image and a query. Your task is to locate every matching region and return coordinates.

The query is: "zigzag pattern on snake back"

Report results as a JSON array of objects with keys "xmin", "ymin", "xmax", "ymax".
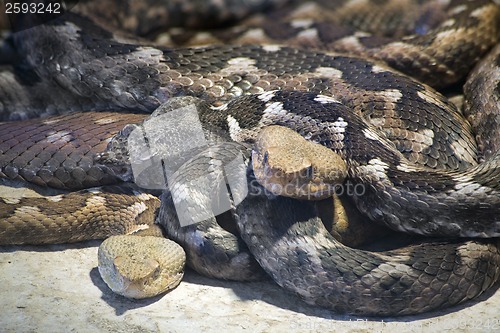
[{"xmin": 0, "ymin": 0, "xmax": 499, "ymax": 316}]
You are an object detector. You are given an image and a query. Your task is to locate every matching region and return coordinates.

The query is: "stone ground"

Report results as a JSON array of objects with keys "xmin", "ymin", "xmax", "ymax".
[{"xmin": 0, "ymin": 241, "xmax": 499, "ymax": 333}]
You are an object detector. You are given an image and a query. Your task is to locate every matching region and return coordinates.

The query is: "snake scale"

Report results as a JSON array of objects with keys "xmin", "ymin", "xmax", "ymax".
[{"xmin": 0, "ymin": 0, "xmax": 499, "ymax": 316}]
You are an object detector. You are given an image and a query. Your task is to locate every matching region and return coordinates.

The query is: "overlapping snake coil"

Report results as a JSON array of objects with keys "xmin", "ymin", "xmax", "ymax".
[{"xmin": 0, "ymin": 0, "xmax": 499, "ymax": 316}]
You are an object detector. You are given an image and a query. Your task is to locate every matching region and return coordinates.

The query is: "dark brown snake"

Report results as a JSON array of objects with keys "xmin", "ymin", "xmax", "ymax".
[{"xmin": 0, "ymin": 0, "xmax": 499, "ymax": 316}]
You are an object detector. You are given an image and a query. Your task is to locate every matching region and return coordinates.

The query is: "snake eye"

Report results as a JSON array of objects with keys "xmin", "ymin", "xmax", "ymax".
[{"xmin": 263, "ymin": 151, "xmax": 269, "ymax": 164}]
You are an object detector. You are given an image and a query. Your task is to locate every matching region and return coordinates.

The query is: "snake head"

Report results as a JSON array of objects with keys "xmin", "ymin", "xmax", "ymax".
[{"xmin": 252, "ymin": 125, "xmax": 347, "ymax": 200}]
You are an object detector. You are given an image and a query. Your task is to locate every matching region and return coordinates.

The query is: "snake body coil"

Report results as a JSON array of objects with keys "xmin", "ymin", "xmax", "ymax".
[{"xmin": 0, "ymin": 0, "xmax": 499, "ymax": 316}]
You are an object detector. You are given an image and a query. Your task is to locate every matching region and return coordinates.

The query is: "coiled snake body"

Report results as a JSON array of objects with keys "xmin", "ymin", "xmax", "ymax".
[{"xmin": 0, "ymin": 0, "xmax": 499, "ymax": 316}]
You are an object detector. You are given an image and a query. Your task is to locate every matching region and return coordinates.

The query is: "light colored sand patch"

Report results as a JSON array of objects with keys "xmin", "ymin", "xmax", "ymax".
[{"xmin": 0, "ymin": 242, "xmax": 498, "ymax": 333}]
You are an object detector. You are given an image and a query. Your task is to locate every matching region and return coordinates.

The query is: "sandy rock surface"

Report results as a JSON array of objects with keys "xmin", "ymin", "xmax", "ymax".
[{"xmin": 0, "ymin": 241, "xmax": 499, "ymax": 333}]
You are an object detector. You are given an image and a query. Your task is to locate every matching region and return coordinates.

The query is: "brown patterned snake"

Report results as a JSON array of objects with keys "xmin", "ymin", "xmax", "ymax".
[{"xmin": 0, "ymin": 0, "xmax": 499, "ymax": 316}]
